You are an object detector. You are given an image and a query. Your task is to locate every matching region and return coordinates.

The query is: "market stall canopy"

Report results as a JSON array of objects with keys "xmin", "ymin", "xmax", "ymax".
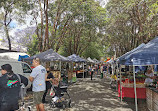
[
  {"xmin": 0, "ymin": 52, "xmax": 29, "ymax": 60},
  {"xmin": 117, "ymin": 43, "xmax": 145, "ymax": 64},
  {"xmin": 107, "ymin": 59, "xmax": 114, "ymax": 64},
  {"xmin": 123, "ymin": 36, "xmax": 158, "ymax": 65},
  {"xmin": 43, "ymin": 52, "xmax": 70, "ymax": 62},
  {"xmin": 105, "ymin": 57, "xmax": 110, "ymax": 62},
  {"xmin": 67, "ymin": 54, "xmax": 86, "ymax": 62},
  {"xmin": 24, "ymin": 49, "xmax": 54, "ymax": 61},
  {"xmin": 93, "ymin": 58, "xmax": 100, "ymax": 64},
  {"xmin": 18, "ymin": 55, "xmax": 29, "ymax": 61},
  {"xmin": 87, "ymin": 57, "xmax": 95, "ymax": 63}
]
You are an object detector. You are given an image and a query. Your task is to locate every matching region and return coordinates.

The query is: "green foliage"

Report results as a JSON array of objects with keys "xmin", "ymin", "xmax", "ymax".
[
  {"xmin": 105, "ymin": 0, "xmax": 158, "ymax": 57},
  {"xmin": 27, "ymin": 35, "xmax": 39, "ymax": 56},
  {"xmin": 82, "ymin": 42, "xmax": 104, "ymax": 60},
  {"xmin": 0, "ymin": 0, "xmax": 106, "ymax": 59}
]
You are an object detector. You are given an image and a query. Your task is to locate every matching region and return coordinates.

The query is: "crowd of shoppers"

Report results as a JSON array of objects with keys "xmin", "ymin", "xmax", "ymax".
[{"xmin": 0, "ymin": 57, "xmax": 111, "ymax": 111}]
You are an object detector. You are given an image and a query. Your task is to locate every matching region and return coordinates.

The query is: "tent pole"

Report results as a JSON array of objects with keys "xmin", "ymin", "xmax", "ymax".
[
  {"xmin": 133, "ymin": 65, "xmax": 138, "ymax": 111},
  {"xmin": 120, "ymin": 65, "xmax": 122, "ymax": 102},
  {"xmin": 116, "ymin": 63, "xmax": 118, "ymax": 91},
  {"xmin": 60, "ymin": 61, "xmax": 61, "ymax": 72},
  {"xmin": 83, "ymin": 62, "xmax": 84, "ymax": 78}
]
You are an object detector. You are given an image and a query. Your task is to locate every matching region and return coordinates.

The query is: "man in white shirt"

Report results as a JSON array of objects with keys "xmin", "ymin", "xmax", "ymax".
[{"xmin": 29, "ymin": 58, "xmax": 46, "ymax": 111}]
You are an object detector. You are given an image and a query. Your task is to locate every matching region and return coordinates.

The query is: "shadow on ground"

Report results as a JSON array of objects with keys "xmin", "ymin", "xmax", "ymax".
[{"xmin": 24, "ymin": 78, "xmax": 148, "ymax": 111}]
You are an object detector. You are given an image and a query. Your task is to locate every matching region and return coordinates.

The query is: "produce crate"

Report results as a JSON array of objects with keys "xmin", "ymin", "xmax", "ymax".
[
  {"xmin": 122, "ymin": 83, "xmax": 133, "ymax": 88},
  {"xmin": 146, "ymin": 88, "xmax": 153, "ymax": 111},
  {"xmin": 68, "ymin": 71, "xmax": 73, "ymax": 80},
  {"xmin": 72, "ymin": 72, "xmax": 77, "ymax": 82},
  {"xmin": 136, "ymin": 84, "xmax": 145, "ymax": 88},
  {"xmin": 153, "ymin": 91, "xmax": 158, "ymax": 111}
]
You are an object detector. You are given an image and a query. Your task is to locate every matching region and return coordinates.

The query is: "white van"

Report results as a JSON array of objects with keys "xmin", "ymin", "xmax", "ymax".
[{"xmin": 0, "ymin": 59, "xmax": 32, "ymax": 88}]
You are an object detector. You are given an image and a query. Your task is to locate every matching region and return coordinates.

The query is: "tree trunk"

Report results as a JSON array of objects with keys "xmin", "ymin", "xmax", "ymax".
[
  {"xmin": 50, "ymin": 0, "xmax": 62, "ymax": 48},
  {"xmin": 38, "ymin": 0, "xmax": 43, "ymax": 52},
  {"xmin": 44, "ymin": 0, "xmax": 49, "ymax": 50},
  {"xmin": 4, "ymin": 11, "xmax": 12, "ymax": 51},
  {"xmin": 4, "ymin": 25, "xmax": 11, "ymax": 51}
]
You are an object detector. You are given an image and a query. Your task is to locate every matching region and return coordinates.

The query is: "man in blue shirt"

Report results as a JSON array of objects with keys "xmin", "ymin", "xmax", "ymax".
[{"xmin": 29, "ymin": 58, "xmax": 46, "ymax": 111}]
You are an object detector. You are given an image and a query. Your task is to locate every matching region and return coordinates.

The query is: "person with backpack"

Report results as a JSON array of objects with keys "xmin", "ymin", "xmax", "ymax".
[{"xmin": 0, "ymin": 64, "xmax": 28, "ymax": 111}]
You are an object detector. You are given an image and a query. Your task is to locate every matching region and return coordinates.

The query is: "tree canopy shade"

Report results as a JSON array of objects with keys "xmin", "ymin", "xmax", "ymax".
[
  {"xmin": 67, "ymin": 54, "xmax": 86, "ymax": 62},
  {"xmin": 121, "ymin": 36, "xmax": 158, "ymax": 66},
  {"xmin": 5, "ymin": 0, "xmax": 106, "ymax": 59},
  {"xmin": 105, "ymin": 0, "xmax": 158, "ymax": 57}
]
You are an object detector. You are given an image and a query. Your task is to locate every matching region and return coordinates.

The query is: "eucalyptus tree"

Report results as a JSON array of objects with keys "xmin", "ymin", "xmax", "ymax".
[
  {"xmin": 48, "ymin": 0, "xmax": 106, "ymax": 54},
  {"xmin": 105, "ymin": 0, "xmax": 158, "ymax": 57},
  {"xmin": 0, "ymin": 0, "xmax": 31, "ymax": 51},
  {"xmin": 23, "ymin": 0, "xmax": 106, "ymax": 57}
]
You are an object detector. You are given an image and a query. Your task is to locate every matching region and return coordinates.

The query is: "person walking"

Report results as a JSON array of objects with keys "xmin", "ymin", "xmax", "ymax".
[
  {"xmin": 29, "ymin": 58, "xmax": 46, "ymax": 111},
  {"xmin": 91, "ymin": 65, "xmax": 94, "ymax": 80},
  {"xmin": 100, "ymin": 65, "xmax": 103, "ymax": 79},
  {"xmin": 42, "ymin": 67, "xmax": 54, "ymax": 103},
  {"xmin": 0, "ymin": 64, "xmax": 28, "ymax": 111}
]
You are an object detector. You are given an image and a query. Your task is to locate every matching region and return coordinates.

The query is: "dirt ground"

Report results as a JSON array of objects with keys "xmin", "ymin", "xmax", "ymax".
[{"xmin": 23, "ymin": 77, "xmax": 148, "ymax": 111}]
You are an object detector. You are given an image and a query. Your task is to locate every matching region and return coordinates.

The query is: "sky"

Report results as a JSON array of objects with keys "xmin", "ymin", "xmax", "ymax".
[{"xmin": 99, "ymin": 0, "xmax": 109, "ymax": 8}]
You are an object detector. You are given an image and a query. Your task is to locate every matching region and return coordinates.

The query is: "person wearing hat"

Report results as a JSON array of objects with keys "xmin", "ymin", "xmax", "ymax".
[{"xmin": 0, "ymin": 64, "xmax": 28, "ymax": 111}]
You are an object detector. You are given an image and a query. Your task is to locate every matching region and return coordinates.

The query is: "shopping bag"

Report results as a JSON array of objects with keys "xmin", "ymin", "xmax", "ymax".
[{"xmin": 50, "ymin": 87, "xmax": 55, "ymax": 97}]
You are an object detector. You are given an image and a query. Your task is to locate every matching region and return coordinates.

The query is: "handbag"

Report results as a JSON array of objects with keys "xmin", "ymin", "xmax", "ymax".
[{"xmin": 50, "ymin": 87, "xmax": 55, "ymax": 97}]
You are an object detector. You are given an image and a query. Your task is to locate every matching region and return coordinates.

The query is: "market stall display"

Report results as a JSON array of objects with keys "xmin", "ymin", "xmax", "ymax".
[
  {"xmin": 117, "ymin": 36, "xmax": 158, "ymax": 111},
  {"xmin": 117, "ymin": 68, "xmax": 147, "ymax": 99},
  {"xmin": 68, "ymin": 54, "xmax": 86, "ymax": 79},
  {"xmin": 24, "ymin": 49, "xmax": 73, "ymax": 83}
]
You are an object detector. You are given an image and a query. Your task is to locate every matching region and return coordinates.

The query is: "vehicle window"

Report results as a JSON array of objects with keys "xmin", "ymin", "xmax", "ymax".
[{"xmin": 22, "ymin": 63, "xmax": 32, "ymax": 73}]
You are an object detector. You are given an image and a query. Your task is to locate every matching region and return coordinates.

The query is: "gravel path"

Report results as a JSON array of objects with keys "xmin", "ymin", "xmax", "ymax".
[{"xmin": 23, "ymin": 77, "xmax": 148, "ymax": 111}]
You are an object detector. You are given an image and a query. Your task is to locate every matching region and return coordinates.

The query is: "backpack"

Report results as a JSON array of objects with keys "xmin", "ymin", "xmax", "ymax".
[{"xmin": 15, "ymin": 74, "xmax": 26, "ymax": 101}]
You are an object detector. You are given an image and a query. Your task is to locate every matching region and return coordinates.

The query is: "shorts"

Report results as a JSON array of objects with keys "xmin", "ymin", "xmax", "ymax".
[
  {"xmin": 0, "ymin": 101, "xmax": 19, "ymax": 111},
  {"xmin": 33, "ymin": 91, "xmax": 45, "ymax": 105}
]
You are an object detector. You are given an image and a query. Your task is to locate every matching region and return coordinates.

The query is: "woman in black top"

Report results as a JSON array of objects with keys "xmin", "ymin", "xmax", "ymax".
[{"xmin": 42, "ymin": 67, "xmax": 54, "ymax": 103}]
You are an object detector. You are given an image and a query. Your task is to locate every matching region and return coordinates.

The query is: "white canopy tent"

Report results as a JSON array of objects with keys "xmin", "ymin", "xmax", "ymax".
[{"xmin": 87, "ymin": 57, "xmax": 95, "ymax": 63}]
